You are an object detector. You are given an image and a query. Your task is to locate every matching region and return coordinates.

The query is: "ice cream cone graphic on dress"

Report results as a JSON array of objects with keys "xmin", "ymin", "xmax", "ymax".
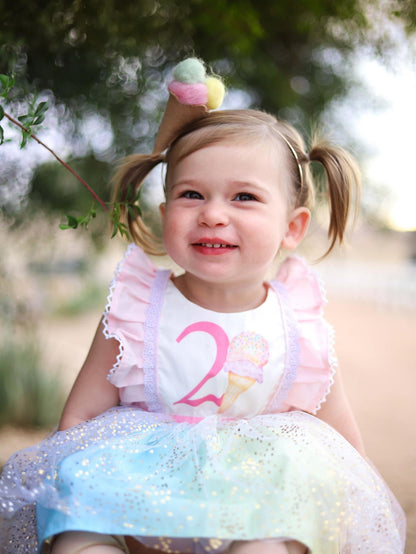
[
  {"xmin": 219, "ymin": 332, "xmax": 270, "ymax": 413},
  {"xmin": 153, "ymin": 58, "xmax": 225, "ymax": 154}
]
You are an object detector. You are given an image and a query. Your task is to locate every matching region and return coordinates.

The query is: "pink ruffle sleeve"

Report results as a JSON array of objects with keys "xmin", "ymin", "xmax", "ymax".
[
  {"xmin": 276, "ymin": 255, "xmax": 337, "ymax": 414},
  {"xmin": 103, "ymin": 244, "xmax": 158, "ymax": 405}
]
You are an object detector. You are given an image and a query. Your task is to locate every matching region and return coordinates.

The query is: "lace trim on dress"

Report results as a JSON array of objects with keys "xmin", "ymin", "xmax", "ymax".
[
  {"xmin": 266, "ymin": 281, "xmax": 301, "ymax": 412},
  {"xmin": 143, "ymin": 269, "xmax": 172, "ymax": 412},
  {"xmin": 102, "ymin": 243, "xmax": 136, "ymax": 379},
  {"xmin": 271, "ymin": 255, "xmax": 337, "ymax": 414},
  {"xmin": 315, "ymin": 319, "xmax": 337, "ymax": 412},
  {"xmin": 301, "ymin": 258, "xmax": 337, "ymax": 412}
]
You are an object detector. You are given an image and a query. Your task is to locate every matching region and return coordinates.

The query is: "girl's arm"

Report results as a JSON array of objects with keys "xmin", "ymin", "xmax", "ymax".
[
  {"xmin": 58, "ymin": 318, "xmax": 120, "ymax": 431},
  {"xmin": 315, "ymin": 367, "xmax": 366, "ymax": 458}
]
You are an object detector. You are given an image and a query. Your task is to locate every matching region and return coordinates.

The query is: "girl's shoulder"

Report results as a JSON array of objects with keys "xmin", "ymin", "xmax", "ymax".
[
  {"xmin": 103, "ymin": 242, "xmax": 172, "ymax": 329},
  {"xmin": 273, "ymin": 254, "xmax": 327, "ymax": 315},
  {"xmin": 104, "ymin": 244, "xmax": 157, "ymax": 322},
  {"xmin": 102, "ymin": 245, "xmax": 168, "ymax": 391}
]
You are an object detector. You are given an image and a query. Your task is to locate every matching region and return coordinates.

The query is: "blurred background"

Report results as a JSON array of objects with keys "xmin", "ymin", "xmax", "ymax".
[{"xmin": 0, "ymin": 1, "xmax": 415, "ymax": 550}]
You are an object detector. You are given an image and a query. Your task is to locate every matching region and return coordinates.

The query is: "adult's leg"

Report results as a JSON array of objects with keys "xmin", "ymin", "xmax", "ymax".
[
  {"xmin": 229, "ymin": 539, "xmax": 307, "ymax": 554},
  {"xmin": 51, "ymin": 531, "xmax": 129, "ymax": 554},
  {"xmin": 285, "ymin": 542, "xmax": 308, "ymax": 554},
  {"xmin": 124, "ymin": 537, "xmax": 162, "ymax": 554}
]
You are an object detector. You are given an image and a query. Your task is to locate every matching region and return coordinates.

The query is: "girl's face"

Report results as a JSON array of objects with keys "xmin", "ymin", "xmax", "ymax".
[{"xmin": 160, "ymin": 140, "xmax": 309, "ymax": 306}]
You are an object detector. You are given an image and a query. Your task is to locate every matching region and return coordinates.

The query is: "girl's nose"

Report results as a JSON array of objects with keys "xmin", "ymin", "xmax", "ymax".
[{"xmin": 197, "ymin": 200, "xmax": 229, "ymax": 227}]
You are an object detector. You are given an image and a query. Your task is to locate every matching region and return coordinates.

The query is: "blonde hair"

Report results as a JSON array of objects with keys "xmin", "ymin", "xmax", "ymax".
[{"xmin": 112, "ymin": 109, "xmax": 361, "ymax": 257}]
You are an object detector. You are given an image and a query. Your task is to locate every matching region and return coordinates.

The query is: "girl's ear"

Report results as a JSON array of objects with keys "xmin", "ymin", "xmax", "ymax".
[
  {"xmin": 281, "ymin": 207, "xmax": 311, "ymax": 250},
  {"xmin": 159, "ymin": 202, "xmax": 166, "ymax": 219}
]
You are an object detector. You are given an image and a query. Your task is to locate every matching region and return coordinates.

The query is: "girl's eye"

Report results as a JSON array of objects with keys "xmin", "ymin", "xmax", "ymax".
[
  {"xmin": 181, "ymin": 190, "xmax": 203, "ymax": 200},
  {"xmin": 234, "ymin": 192, "xmax": 258, "ymax": 202}
]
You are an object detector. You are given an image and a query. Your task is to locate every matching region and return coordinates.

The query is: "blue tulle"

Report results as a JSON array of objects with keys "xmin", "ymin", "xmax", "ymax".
[{"xmin": 0, "ymin": 407, "xmax": 406, "ymax": 553}]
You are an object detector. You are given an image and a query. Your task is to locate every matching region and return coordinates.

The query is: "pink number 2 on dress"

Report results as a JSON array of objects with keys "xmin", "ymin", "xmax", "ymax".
[{"xmin": 173, "ymin": 321, "xmax": 229, "ymax": 407}]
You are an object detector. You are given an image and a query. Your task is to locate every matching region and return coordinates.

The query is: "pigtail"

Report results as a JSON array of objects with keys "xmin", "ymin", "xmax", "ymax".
[
  {"xmin": 308, "ymin": 139, "xmax": 361, "ymax": 256},
  {"xmin": 111, "ymin": 153, "xmax": 165, "ymax": 255}
]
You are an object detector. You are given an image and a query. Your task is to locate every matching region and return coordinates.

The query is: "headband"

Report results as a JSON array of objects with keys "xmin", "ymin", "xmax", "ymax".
[
  {"xmin": 272, "ymin": 129, "xmax": 304, "ymax": 190},
  {"xmin": 153, "ymin": 58, "xmax": 305, "ymax": 188}
]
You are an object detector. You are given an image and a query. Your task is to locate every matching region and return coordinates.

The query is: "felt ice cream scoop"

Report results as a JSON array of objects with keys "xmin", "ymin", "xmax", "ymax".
[{"xmin": 153, "ymin": 57, "xmax": 225, "ymax": 154}]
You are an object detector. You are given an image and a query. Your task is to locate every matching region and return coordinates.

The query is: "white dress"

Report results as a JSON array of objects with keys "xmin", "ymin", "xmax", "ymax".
[{"xmin": 0, "ymin": 245, "xmax": 406, "ymax": 553}]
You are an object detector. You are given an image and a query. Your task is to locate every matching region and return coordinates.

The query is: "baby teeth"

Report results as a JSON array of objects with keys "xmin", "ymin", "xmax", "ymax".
[{"xmin": 201, "ymin": 243, "xmax": 229, "ymax": 248}]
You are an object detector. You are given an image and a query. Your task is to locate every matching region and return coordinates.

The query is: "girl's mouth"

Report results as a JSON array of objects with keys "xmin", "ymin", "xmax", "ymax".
[
  {"xmin": 196, "ymin": 243, "xmax": 236, "ymax": 249},
  {"xmin": 191, "ymin": 241, "xmax": 238, "ymax": 255}
]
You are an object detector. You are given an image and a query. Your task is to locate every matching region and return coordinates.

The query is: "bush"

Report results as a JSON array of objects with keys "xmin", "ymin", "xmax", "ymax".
[{"xmin": 0, "ymin": 334, "xmax": 64, "ymax": 428}]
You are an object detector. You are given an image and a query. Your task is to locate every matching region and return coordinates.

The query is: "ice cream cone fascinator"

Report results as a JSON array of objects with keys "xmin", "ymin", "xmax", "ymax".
[{"xmin": 153, "ymin": 58, "xmax": 226, "ymax": 154}]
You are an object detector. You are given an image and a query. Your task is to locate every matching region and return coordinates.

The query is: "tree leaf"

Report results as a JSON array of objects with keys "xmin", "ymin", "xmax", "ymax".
[
  {"xmin": 0, "ymin": 75, "xmax": 13, "ymax": 97},
  {"xmin": 33, "ymin": 114, "xmax": 46, "ymax": 125},
  {"xmin": 59, "ymin": 214, "xmax": 80, "ymax": 229},
  {"xmin": 34, "ymin": 101, "xmax": 49, "ymax": 116},
  {"xmin": 20, "ymin": 130, "xmax": 31, "ymax": 148},
  {"xmin": 18, "ymin": 114, "xmax": 33, "ymax": 126},
  {"xmin": 127, "ymin": 205, "xmax": 137, "ymax": 220},
  {"xmin": 0, "ymin": 105, "xmax": 4, "ymax": 121},
  {"xmin": 0, "ymin": 126, "xmax": 4, "ymax": 145},
  {"xmin": 111, "ymin": 223, "xmax": 118, "ymax": 238}
]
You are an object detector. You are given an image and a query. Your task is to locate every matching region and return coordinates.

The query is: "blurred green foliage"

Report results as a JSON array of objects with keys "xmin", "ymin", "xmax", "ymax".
[
  {"xmin": 29, "ymin": 155, "xmax": 113, "ymax": 246},
  {"xmin": 0, "ymin": 334, "xmax": 64, "ymax": 428},
  {"xmin": 1, "ymin": 0, "xmax": 415, "ymax": 224},
  {"xmin": 53, "ymin": 281, "xmax": 107, "ymax": 316}
]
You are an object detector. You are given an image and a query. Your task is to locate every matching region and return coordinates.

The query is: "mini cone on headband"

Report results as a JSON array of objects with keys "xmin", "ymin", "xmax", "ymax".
[{"xmin": 152, "ymin": 58, "xmax": 225, "ymax": 154}]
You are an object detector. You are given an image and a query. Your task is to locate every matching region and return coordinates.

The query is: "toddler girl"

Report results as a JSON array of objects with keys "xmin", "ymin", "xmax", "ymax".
[{"xmin": 0, "ymin": 59, "xmax": 405, "ymax": 554}]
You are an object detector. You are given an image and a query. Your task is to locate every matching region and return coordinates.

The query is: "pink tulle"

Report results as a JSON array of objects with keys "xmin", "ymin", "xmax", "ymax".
[{"xmin": 168, "ymin": 80, "xmax": 208, "ymax": 105}]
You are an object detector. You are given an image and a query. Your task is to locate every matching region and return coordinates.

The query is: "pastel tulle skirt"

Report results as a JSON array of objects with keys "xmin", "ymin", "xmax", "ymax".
[{"xmin": 0, "ymin": 407, "xmax": 405, "ymax": 553}]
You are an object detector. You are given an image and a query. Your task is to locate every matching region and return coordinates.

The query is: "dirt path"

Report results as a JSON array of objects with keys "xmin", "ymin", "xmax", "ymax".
[
  {"xmin": 325, "ymin": 298, "xmax": 415, "ymax": 553},
  {"xmin": 1, "ymin": 297, "xmax": 414, "ymax": 551}
]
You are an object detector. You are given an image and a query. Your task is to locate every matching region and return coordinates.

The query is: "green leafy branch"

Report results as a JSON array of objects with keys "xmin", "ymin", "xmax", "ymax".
[
  {"xmin": 0, "ymin": 73, "xmax": 140, "ymax": 240},
  {"xmin": 59, "ymin": 187, "xmax": 141, "ymax": 239},
  {"xmin": 110, "ymin": 185, "xmax": 142, "ymax": 239},
  {"xmin": 0, "ymin": 74, "xmax": 15, "ymax": 144}
]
